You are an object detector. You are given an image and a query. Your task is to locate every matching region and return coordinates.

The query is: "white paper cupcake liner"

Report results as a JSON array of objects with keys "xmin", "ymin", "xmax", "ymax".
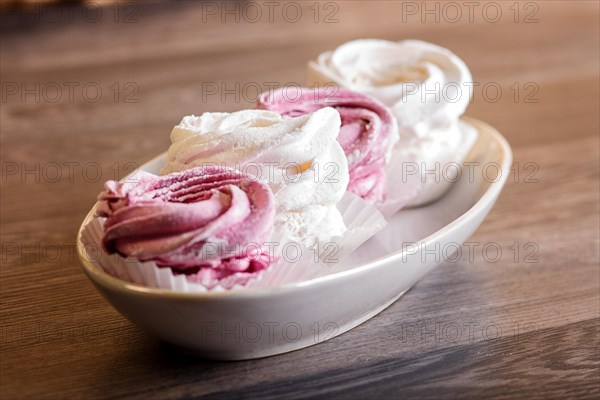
[
  {"xmin": 376, "ymin": 145, "xmax": 424, "ymax": 218},
  {"xmin": 79, "ymin": 191, "xmax": 386, "ymax": 292},
  {"xmin": 377, "ymin": 121, "xmax": 479, "ymax": 216}
]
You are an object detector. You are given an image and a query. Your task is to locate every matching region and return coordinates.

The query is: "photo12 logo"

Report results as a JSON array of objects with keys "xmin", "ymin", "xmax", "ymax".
[
  {"xmin": 200, "ymin": 81, "xmax": 339, "ymax": 104},
  {"xmin": 198, "ymin": 1, "xmax": 340, "ymax": 23},
  {"xmin": 0, "ymin": 1, "xmax": 140, "ymax": 25},
  {"xmin": 388, "ymin": 319, "xmax": 541, "ymax": 345},
  {"xmin": 392, "ymin": 160, "xmax": 539, "ymax": 185},
  {"xmin": 1, "ymin": 161, "xmax": 139, "ymax": 184},
  {"xmin": 1, "ymin": 82, "xmax": 139, "ymax": 104},
  {"xmin": 400, "ymin": 1, "xmax": 540, "ymax": 24}
]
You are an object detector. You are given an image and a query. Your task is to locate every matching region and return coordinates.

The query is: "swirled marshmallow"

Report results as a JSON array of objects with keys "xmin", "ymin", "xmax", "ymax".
[
  {"xmin": 160, "ymin": 108, "xmax": 350, "ymax": 244},
  {"xmin": 308, "ymin": 39, "xmax": 478, "ymax": 206},
  {"xmin": 97, "ymin": 167, "xmax": 275, "ymax": 287},
  {"xmin": 257, "ymin": 87, "xmax": 398, "ymax": 203}
]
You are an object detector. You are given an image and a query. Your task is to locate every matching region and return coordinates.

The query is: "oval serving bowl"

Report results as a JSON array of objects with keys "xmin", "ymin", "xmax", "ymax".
[{"xmin": 77, "ymin": 117, "xmax": 511, "ymax": 360}]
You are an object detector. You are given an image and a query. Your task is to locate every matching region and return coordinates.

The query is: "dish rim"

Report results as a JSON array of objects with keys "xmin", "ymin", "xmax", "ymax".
[{"xmin": 77, "ymin": 117, "xmax": 512, "ymax": 300}]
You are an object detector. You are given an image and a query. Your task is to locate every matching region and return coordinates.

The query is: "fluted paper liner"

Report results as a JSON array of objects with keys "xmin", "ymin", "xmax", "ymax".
[
  {"xmin": 79, "ymin": 191, "xmax": 386, "ymax": 292},
  {"xmin": 376, "ymin": 121, "xmax": 479, "ymax": 217},
  {"xmin": 376, "ymin": 145, "xmax": 424, "ymax": 217}
]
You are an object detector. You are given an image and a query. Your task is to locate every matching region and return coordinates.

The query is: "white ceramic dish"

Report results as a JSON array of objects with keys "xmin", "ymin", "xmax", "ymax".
[{"xmin": 77, "ymin": 117, "xmax": 511, "ymax": 360}]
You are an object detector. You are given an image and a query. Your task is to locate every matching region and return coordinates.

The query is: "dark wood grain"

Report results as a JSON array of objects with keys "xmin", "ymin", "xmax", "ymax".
[{"xmin": 1, "ymin": 1, "xmax": 599, "ymax": 399}]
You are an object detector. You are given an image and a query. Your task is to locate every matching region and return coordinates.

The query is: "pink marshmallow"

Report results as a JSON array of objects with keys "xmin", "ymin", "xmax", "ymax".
[
  {"xmin": 257, "ymin": 87, "xmax": 397, "ymax": 202},
  {"xmin": 97, "ymin": 166, "xmax": 276, "ymax": 287}
]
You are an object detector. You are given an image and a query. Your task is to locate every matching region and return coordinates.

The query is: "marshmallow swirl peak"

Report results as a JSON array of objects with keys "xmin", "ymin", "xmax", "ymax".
[
  {"xmin": 161, "ymin": 108, "xmax": 350, "ymax": 244},
  {"xmin": 257, "ymin": 87, "xmax": 398, "ymax": 203},
  {"xmin": 308, "ymin": 39, "xmax": 472, "ymax": 136},
  {"xmin": 97, "ymin": 167, "xmax": 275, "ymax": 286}
]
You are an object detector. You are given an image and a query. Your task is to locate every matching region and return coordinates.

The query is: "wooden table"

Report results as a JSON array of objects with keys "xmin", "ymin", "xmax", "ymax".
[{"xmin": 1, "ymin": 1, "xmax": 599, "ymax": 398}]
